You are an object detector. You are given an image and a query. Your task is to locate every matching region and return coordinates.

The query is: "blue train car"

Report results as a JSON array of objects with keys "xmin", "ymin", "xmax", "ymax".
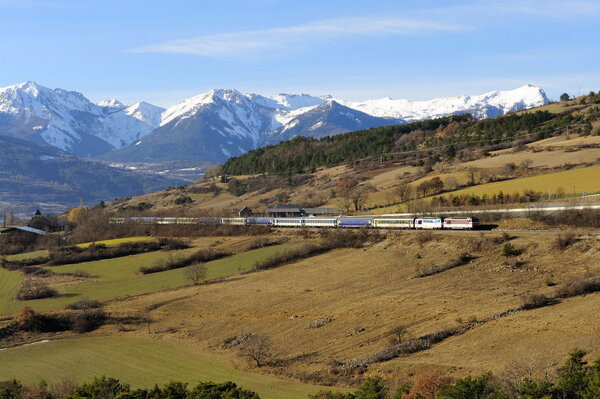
[
  {"xmin": 337, "ymin": 218, "xmax": 373, "ymax": 228},
  {"xmin": 247, "ymin": 217, "xmax": 273, "ymax": 226}
]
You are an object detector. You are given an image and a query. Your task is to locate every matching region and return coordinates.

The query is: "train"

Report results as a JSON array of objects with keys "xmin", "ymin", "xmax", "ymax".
[{"xmin": 109, "ymin": 216, "xmax": 480, "ymax": 230}]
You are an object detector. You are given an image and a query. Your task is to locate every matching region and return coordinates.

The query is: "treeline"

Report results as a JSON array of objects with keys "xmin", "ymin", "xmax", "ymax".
[
  {"xmin": 0, "ymin": 377, "xmax": 260, "ymax": 399},
  {"xmin": 313, "ymin": 349, "xmax": 600, "ymax": 398},
  {"xmin": 222, "ymin": 111, "xmax": 563, "ymax": 176},
  {"xmin": 223, "ymin": 115, "xmax": 473, "ymax": 175}
]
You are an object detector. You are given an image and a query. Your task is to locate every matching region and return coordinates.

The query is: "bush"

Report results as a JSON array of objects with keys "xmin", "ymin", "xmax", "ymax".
[
  {"xmin": 16, "ymin": 279, "xmax": 58, "ymax": 301},
  {"xmin": 417, "ymin": 253, "xmax": 473, "ymax": 278},
  {"xmin": 415, "ymin": 231, "xmax": 434, "ymax": 246},
  {"xmin": 556, "ymin": 277, "xmax": 600, "ymax": 298},
  {"xmin": 552, "ymin": 233, "xmax": 577, "ymax": 250},
  {"xmin": 69, "ymin": 309, "xmax": 107, "ymax": 333},
  {"xmin": 501, "ymin": 243, "xmax": 521, "ymax": 257},
  {"xmin": 139, "ymin": 248, "xmax": 231, "ymax": 274},
  {"xmin": 521, "ymin": 293, "xmax": 557, "ymax": 310},
  {"xmin": 184, "ymin": 263, "xmax": 207, "ymax": 285},
  {"xmin": 66, "ymin": 297, "xmax": 104, "ymax": 310}
]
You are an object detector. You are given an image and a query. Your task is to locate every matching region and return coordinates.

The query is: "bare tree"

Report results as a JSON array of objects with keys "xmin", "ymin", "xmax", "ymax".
[
  {"xmin": 389, "ymin": 325, "xmax": 408, "ymax": 344},
  {"xmin": 184, "ymin": 263, "xmax": 207, "ymax": 285},
  {"xmin": 395, "ymin": 183, "xmax": 413, "ymax": 203},
  {"xmin": 335, "ymin": 178, "xmax": 357, "ymax": 213},
  {"xmin": 203, "ymin": 163, "xmax": 224, "ymax": 181},
  {"xmin": 238, "ymin": 333, "xmax": 275, "ymax": 367},
  {"xmin": 520, "ymin": 159, "xmax": 533, "ymax": 170},
  {"xmin": 350, "ymin": 183, "xmax": 375, "ymax": 211},
  {"xmin": 466, "ymin": 167, "xmax": 480, "ymax": 186}
]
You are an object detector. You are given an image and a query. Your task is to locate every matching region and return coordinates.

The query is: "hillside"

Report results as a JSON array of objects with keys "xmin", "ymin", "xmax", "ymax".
[
  {"xmin": 0, "ymin": 135, "xmax": 186, "ymax": 215},
  {"xmin": 105, "ymin": 93, "xmax": 600, "ymax": 216}
]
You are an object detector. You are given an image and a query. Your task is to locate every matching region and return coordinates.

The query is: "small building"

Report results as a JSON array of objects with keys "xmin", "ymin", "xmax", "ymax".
[
  {"xmin": 266, "ymin": 204, "xmax": 305, "ymax": 218},
  {"xmin": 303, "ymin": 207, "xmax": 340, "ymax": 217},
  {"xmin": 0, "ymin": 226, "xmax": 46, "ymax": 246},
  {"xmin": 239, "ymin": 207, "xmax": 253, "ymax": 217}
]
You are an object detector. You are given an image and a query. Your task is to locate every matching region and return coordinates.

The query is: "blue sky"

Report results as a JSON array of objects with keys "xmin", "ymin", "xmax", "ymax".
[{"xmin": 1, "ymin": 0, "xmax": 599, "ymax": 107}]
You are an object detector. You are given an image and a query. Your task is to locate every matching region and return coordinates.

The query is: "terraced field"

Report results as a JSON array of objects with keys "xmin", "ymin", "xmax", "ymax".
[{"xmin": 0, "ymin": 244, "xmax": 292, "ymax": 315}]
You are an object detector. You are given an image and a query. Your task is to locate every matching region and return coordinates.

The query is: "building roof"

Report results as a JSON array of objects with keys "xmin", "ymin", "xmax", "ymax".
[
  {"xmin": 266, "ymin": 204, "xmax": 304, "ymax": 213},
  {"xmin": 0, "ymin": 226, "xmax": 47, "ymax": 235},
  {"xmin": 304, "ymin": 208, "xmax": 339, "ymax": 214}
]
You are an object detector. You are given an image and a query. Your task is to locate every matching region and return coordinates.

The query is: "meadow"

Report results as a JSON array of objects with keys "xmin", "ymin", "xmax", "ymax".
[
  {"xmin": 0, "ymin": 243, "xmax": 291, "ymax": 315},
  {"xmin": 0, "ymin": 336, "xmax": 326, "ymax": 399}
]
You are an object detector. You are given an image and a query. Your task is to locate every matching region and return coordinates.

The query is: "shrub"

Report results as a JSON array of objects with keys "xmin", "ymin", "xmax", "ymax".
[
  {"xmin": 184, "ymin": 263, "xmax": 207, "ymax": 285},
  {"xmin": 521, "ymin": 293, "xmax": 557, "ymax": 310},
  {"xmin": 415, "ymin": 231, "xmax": 434, "ymax": 246},
  {"xmin": 404, "ymin": 369, "xmax": 454, "ymax": 399},
  {"xmin": 556, "ymin": 277, "xmax": 600, "ymax": 298},
  {"xmin": 66, "ymin": 297, "xmax": 104, "ymax": 310},
  {"xmin": 69, "ymin": 309, "xmax": 107, "ymax": 333},
  {"xmin": 552, "ymin": 233, "xmax": 577, "ymax": 250},
  {"xmin": 501, "ymin": 243, "xmax": 521, "ymax": 257},
  {"xmin": 417, "ymin": 253, "xmax": 473, "ymax": 278},
  {"xmin": 174, "ymin": 196, "xmax": 193, "ymax": 205},
  {"xmin": 158, "ymin": 237, "xmax": 190, "ymax": 250},
  {"xmin": 16, "ymin": 279, "xmax": 58, "ymax": 301}
]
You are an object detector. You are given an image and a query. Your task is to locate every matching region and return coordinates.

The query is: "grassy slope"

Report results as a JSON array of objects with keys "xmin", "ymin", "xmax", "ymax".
[
  {"xmin": 432, "ymin": 164, "xmax": 600, "ymax": 198},
  {"xmin": 76, "ymin": 236, "xmax": 156, "ymax": 248},
  {"xmin": 0, "ymin": 244, "xmax": 291, "ymax": 315},
  {"xmin": 0, "ymin": 268, "xmax": 22, "ymax": 310},
  {"xmin": 4, "ymin": 237, "xmax": 155, "ymax": 262},
  {"xmin": 0, "ymin": 336, "xmax": 325, "ymax": 399},
  {"xmin": 369, "ymin": 164, "xmax": 600, "ymax": 214}
]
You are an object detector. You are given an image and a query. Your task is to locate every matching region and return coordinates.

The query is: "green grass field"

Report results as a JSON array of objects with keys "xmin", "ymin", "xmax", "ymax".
[
  {"xmin": 369, "ymin": 165, "xmax": 600, "ymax": 214},
  {"xmin": 0, "ymin": 268, "xmax": 22, "ymax": 310},
  {"xmin": 431, "ymin": 165, "xmax": 600, "ymax": 199},
  {"xmin": 5, "ymin": 250, "xmax": 48, "ymax": 262},
  {"xmin": 76, "ymin": 236, "xmax": 156, "ymax": 248},
  {"xmin": 3, "ymin": 237, "xmax": 155, "ymax": 262},
  {"xmin": 0, "ymin": 336, "xmax": 327, "ymax": 399},
  {"xmin": 0, "ymin": 244, "xmax": 291, "ymax": 315}
]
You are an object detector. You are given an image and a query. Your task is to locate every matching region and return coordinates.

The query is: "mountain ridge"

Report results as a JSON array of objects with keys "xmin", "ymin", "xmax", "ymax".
[{"xmin": 0, "ymin": 81, "xmax": 549, "ymax": 164}]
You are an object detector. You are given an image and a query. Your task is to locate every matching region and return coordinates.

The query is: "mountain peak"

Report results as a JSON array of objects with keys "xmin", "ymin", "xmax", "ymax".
[{"xmin": 98, "ymin": 99, "xmax": 126, "ymax": 109}]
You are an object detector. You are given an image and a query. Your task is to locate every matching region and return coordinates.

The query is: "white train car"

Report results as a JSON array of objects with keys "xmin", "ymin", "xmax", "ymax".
[
  {"xmin": 443, "ymin": 217, "xmax": 480, "ymax": 230},
  {"xmin": 415, "ymin": 217, "xmax": 443, "ymax": 229},
  {"xmin": 273, "ymin": 218, "xmax": 304, "ymax": 227},
  {"xmin": 221, "ymin": 217, "xmax": 247, "ymax": 225},
  {"xmin": 372, "ymin": 218, "xmax": 415, "ymax": 229},
  {"xmin": 303, "ymin": 217, "xmax": 337, "ymax": 228}
]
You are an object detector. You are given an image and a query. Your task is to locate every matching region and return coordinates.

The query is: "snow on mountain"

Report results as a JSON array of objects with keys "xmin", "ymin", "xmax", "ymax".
[
  {"xmin": 0, "ymin": 81, "xmax": 163, "ymax": 156},
  {"xmin": 97, "ymin": 99, "xmax": 126, "ymax": 111},
  {"xmin": 337, "ymin": 85, "xmax": 549, "ymax": 121},
  {"xmin": 123, "ymin": 101, "xmax": 164, "ymax": 127},
  {"xmin": 0, "ymin": 82, "xmax": 550, "ymax": 163},
  {"xmin": 248, "ymin": 93, "xmax": 327, "ymax": 110}
]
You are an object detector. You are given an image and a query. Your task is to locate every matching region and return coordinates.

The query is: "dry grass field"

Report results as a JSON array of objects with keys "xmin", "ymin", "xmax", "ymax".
[{"xmin": 84, "ymin": 230, "xmax": 600, "ymax": 383}]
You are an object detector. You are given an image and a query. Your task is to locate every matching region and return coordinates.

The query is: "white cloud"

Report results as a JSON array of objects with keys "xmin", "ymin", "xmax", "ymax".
[
  {"xmin": 130, "ymin": 16, "xmax": 466, "ymax": 57},
  {"xmin": 491, "ymin": 0, "xmax": 600, "ymax": 17}
]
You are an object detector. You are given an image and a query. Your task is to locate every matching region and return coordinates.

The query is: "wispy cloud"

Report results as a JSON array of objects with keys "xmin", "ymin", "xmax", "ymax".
[
  {"xmin": 130, "ymin": 16, "xmax": 466, "ymax": 57},
  {"xmin": 487, "ymin": 0, "xmax": 600, "ymax": 17}
]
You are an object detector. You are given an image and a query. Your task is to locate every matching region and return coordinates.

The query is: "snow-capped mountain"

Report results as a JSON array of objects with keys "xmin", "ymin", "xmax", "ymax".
[
  {"xmin": 337, "ymin": 85, "xmax": 549, "ymax": 121},
  {"xmin": 101, "ymin": 85, "xmax": 548, "ymax": 164},
  {"xmin": 0, "ymin": 81, "xmax": 163, "ymax": 156},
  {"xmin": 101, "ymin": 89, "xmax": 400, "ymax": 163},
  {"xmin": 0, "ymin": 81, "xmax": 549, "ymax": 164}
]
